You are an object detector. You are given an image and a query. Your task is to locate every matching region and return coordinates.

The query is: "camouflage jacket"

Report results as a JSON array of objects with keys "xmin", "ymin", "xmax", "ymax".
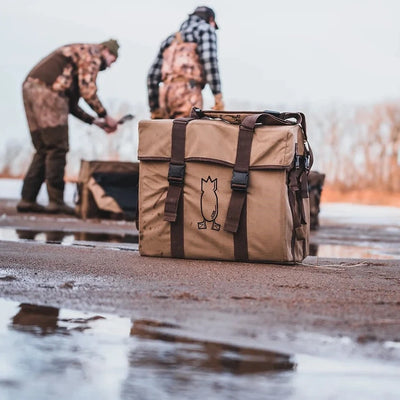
[{"xmin": 27, "ymin": 43, "xmax": 107, "ymax": 119}]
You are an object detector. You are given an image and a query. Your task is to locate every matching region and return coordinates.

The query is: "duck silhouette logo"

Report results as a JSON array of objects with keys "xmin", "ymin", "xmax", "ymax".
[{"xmin": 198, "ymin": 176, "xmax": 220, "ymax": 231}]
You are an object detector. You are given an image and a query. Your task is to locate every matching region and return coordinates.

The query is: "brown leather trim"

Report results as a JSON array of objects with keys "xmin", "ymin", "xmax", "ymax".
[
  {"xmin": 190, "ymin": 108, "xmax": 303, "ymax": 127},
  {"xmin": 139, "ymin": 156, "xmax": 292, "ymax": 170}
]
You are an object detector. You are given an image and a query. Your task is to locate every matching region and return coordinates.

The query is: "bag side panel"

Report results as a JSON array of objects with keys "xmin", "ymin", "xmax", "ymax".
[
  {"xmin": 247, "ymin": 170, "xmax": 293, "ymax": 262},
  {"xmin": 293, "ymin": 197, "xmax": 310, "ymax": 262},
  {"xmin": 139, "ymin": 161, "xmax": 171, "ymax": 257},
  {"xmin": 303, "ymin": 197, "xmax": 310, "ymax": 259}
]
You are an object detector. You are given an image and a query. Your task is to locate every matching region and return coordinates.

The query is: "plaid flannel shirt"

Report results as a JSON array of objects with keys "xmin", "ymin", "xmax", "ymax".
[{"xmin": 147, "ymin": 15, "xmax": 222, "ymax": 111}]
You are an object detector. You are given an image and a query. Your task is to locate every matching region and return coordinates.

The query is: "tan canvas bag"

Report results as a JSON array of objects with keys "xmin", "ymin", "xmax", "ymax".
[
  {"xmin": 75, "ymin": 160, "xmax": 139, "ymax": 221},
  {"xmin": 138, "ymin": 109, "xmax": 312, "ymax": 263}
]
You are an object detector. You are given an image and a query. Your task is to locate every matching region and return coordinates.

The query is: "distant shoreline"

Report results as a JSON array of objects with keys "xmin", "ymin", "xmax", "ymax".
[{"xmin": 322, "ymin": 187, "xmax": 400, "ymax": 207}]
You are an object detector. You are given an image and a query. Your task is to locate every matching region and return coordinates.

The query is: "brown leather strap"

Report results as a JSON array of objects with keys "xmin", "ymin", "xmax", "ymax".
[{"xmin": 164, "ymin": 118, "xmax": 194, "ymax": 258}]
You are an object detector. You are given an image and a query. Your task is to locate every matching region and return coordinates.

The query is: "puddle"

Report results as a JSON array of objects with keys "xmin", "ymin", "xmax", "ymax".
[
  {"xmin": 310, "ymin": 204, "xmax": 400, "ymax": 259},
  {"xmin": 0, "ymin": 227, "xmax": 138, "ymax": 248},
  {"xmin": 1, "ymin": 227, "xmax": 398, "ymax": 259},
  {"xmin": 309, "ymin": 242, "xmax": 400, "ymax": 259},
  {"xmin": 130, "ymin": 319, "xmax": 294, "ymax": 374},
  {"xmin": 0, "ymin": 298, "xmax": 400, "ymax": 400}
]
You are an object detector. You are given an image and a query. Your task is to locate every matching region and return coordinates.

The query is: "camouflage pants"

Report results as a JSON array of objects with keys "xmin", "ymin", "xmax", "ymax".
[
  {"xmin": 23, "ymin": 78, "xmax": 69, "ymax": 131},
  {"xmin": 21, "ymin": 79, "xmax": 69, "ymax": 202},
  {"xmin": 159, "ymin": 80, "xmax": 203, "ymax": 119}
]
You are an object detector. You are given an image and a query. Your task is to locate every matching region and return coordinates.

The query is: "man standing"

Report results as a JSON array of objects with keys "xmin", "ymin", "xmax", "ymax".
[
  {"xmin": 147, "ymin": 6, "xmax": 224, "ymax": 119},
  {"xmin": 17, "ymin": 39, "xmax": 120, "ymax": 214}
]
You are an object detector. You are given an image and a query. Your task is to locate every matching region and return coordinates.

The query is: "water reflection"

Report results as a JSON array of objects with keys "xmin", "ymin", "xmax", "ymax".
[
  {"xmin": 1, "ymin": 298, "xmax": 400, "ymax": 400},
  {"xmin": 130, "ymin": 319, "xmax": 295, "ymax": 374},
  {"xmin": 309, "ymin": 240, "xmax": 400, "ymax": 259},
  {"xmin": 10, "ymin": 228, "xmax": 138, "ymax": 245},
  {"xmin": 309, "ymin": 223, "xmax": 400, "ymax": 259},
  {"xmin": 12, "ymin": 303, "xmax": 59, "ymax": 336},
  {"xmin": 310, "ymin": 244, "xmax": 399, "ymax": 260},
  {"xmin": 7, "ymin": 302, "xmax": 295, "ymax": 375},
  {"xmin": 10, "ymin": 303, "xmax": 107, "ymax": 336}
]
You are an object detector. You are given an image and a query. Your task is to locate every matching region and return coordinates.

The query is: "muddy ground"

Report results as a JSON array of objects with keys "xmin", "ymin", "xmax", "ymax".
[{"xmin": 0, "ymin": 197, "xmax": 400, "ymax": 360}]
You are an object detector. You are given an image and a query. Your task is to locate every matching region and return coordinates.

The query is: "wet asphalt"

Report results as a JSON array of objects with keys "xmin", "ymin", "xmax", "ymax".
[{"xmin": 1, "ymin": 198, "xmax": 400, "ymax": 361}]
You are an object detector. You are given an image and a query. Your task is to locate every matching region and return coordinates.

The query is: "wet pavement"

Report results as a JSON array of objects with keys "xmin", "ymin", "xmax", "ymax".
[
  {"xmin": 0, "ymin": 195, "xmax": 400, "ymax": 399},
  {"xmin": 1, "ymin": 201, "xmax": 399, "ymax": 259},
  {"xmin": 1, "ymin": 298, "xmax": 400, "ymax": 400},
  {"xmin": 0, "ymin": 227, "xmax": 138, "ymax": 250}
]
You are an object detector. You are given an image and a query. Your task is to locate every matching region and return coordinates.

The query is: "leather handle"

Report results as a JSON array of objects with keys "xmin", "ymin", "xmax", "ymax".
[{"xmin": 190, "ymin": 107, "xmax": 303, "ymax": 128}]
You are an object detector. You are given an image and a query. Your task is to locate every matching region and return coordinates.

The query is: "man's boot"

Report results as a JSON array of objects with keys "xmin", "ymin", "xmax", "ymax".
[
  {"xmin": 16, "ymin": 199, "xmax": 46, "ymax": 213},
  {"xmin": 45, "ymin": 185, "xmax": 75, "ymax": 215}
]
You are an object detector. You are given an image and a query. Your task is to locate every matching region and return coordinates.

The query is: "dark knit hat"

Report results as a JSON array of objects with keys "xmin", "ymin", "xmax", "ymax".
[
  {"xmin": 100, "ymin": 39, "xmax": 120, "ymax": 58},
  {"xmin": 190, "ymin": 6, "xmax": 219, "ymax": 29}
]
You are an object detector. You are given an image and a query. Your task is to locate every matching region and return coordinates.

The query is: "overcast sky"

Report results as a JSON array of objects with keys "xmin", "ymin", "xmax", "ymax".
[{"xmin": 1, "ymin": 0, "xmax": 400, "ymax": 144}]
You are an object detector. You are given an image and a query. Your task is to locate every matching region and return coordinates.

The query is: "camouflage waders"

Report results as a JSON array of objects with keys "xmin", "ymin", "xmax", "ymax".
[
  {"xmin": 21, "ymin": 78, "xmax": 69, "ymax": 204},
  {"xmin": 159, "ymin": 80, "xmax": 203, "ymax": 119},
  {"xmin": 160, "ymin": 33, "xmax": 205, "ymax": 118}
]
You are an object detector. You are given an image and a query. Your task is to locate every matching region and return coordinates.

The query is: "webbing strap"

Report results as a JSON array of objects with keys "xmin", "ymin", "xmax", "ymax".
[
  {"xmin": 171, "ymin": 192, "xmax": 185, "ymax": 258},
  {"xmin": 164, "ymin": 118, "xmax": 193, "ymax": 222},
  {"xmin": 224, "ymin": 115, "xmax": 260, "ymax": 234},
  {"xmin": 224, "ymin": 115, "xmax": 262, "ymax": 262},
  {"xmin": 164, "ymin": 118, "xmax": 194, "ymax": 258},
  {"xmin": 234, "ymin": 197, "xmax": 248, "ymax": 261},
  {"xmin": 164, "ymin": 184, "xmax": 183, "ymax": 222}
]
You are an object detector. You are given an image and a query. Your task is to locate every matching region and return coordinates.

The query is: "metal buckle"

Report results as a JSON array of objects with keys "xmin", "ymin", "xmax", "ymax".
[
  {"xmin": 231, "ymin": 171, "xmax": 249, "ymax": 191},
  {"xmin": 191, "ymin": 107, "xmax": 205, "ymax": 118},
  {"xmin": 305, "ymin": 155, "xmax": 310, "ymax": 171},
  {"xmin": 168, "ymin": 163, "xmax": 185, "ymax": 185},
  {"xmin": 295, "ymin": 155, "xmax": 301, "ymax": 169}
]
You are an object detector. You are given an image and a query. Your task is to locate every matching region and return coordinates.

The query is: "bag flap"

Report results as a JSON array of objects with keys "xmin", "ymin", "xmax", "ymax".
[{"xmin": 138, "ymin": 119, "xmax": 301, "ymax": 168}]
